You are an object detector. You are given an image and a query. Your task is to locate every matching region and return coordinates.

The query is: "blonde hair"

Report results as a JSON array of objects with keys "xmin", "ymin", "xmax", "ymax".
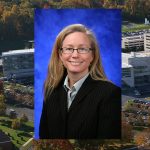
[{"xmin": 44, "ymin": 24, "xmax": 107, "ymax": 99}]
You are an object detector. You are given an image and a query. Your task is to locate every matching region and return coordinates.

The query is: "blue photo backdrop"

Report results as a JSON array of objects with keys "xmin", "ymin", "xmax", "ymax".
[{"xmin": 34, "ymin": 9, "xmax": 121, "ymax": 139}]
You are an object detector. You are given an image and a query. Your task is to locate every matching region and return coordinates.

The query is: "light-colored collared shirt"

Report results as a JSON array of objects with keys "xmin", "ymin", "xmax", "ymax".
[{"xmin": 63, "ymin": 73, "xmax": 89, "ymax": 109}]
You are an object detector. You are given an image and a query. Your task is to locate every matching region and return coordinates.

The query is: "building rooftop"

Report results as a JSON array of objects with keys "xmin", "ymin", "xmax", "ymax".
[
  {"xmin": 122, "ymin": 34, "xmax": 144, "ymax": 39},
  {"xmin": 127, "ymin": 51, "xmax": 150, "ymax": 58},
  {"xmin": 2, "ymin": 49, "xmax": 34, "ymax": 56},
  {"xmin": 122, "ymin": 50, "xmax": 150, "ymax": 68},
  {"xmin": 122, "ymin": 50, "xmax": 150, "ymax": 58},
  {"xmin": 122, "ymin": 62, "xmax": 132, "ymax": 68}
]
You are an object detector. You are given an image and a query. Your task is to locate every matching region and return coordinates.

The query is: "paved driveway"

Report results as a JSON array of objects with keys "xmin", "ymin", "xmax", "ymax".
[{"xmin": 6, "ymin": 104, "xmax": 33, "ymax": 122}]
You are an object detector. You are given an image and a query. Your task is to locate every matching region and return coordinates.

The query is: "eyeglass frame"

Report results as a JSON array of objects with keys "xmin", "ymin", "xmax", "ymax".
[{"xmin": 60, "ymin": 47, "xmax": 93, "ymax": 54}]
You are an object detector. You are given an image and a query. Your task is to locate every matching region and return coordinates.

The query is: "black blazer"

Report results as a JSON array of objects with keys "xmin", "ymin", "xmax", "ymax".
[{"xmin": 39, "ymin": 75, "xmax": 121, "ymax": 139}]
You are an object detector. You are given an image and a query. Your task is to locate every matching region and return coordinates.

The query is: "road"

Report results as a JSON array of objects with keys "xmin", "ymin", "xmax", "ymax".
[{"xmin": 6, "ymin": 104, "xmax": 33, "ymax": 122}]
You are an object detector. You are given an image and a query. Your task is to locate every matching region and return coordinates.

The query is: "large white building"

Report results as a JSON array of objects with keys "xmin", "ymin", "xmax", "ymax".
[
  {"xmin": 122, "ymin": 32, "xmax": 150, "ymax": 89},
  {"xmin": 2, "ymin": 49, "xmax": 34, "ymax": 80},
  {"xmin": 122, "ymin": 34, "xmax": 144, "ymax": 49},
  {"xmin": 122, "ymin": 51, "xmax": 150, "ymax": 88},
  {"xmin": 144, "ymin": 33, "xmax": 150, "ymax": 51}
]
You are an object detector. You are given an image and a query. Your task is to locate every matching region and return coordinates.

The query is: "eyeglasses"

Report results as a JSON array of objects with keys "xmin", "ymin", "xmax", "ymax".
[{"xmin": 60, "ymin": 47, "xmax": 93, "ymax": 54}]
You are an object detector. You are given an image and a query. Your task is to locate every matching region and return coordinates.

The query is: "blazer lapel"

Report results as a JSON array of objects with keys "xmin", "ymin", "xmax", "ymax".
[{"xmin": 68, "ymin": 75, "xmax": 97, "ymax": 112}]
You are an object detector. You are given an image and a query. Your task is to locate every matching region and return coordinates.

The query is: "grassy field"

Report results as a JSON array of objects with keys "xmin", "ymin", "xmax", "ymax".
[
  {"xmin": 122, "ymin": 23, "xmax": 150, "ymax": 33},
  {"xmin": 0, "ymin": 116, "xmax": 33, "ymax": 149}
]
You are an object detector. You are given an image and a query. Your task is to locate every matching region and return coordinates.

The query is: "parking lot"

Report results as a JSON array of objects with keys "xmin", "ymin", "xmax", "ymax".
[
  {"xmin": 6, "ymin": 104, "xmax": 34, "ymax": 122},
  {"xmin": 122, "ymin": 85, "xmax": 150, "ymax": 106}
]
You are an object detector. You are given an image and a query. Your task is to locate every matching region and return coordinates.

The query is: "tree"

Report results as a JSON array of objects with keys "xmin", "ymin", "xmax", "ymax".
[
  {"xmin": 0, "ymin": 0, "xmax": 33, "ymax": 40},
  {"xmin": 17, "ymin": 0, "xmax": 34, "ymax": 39},
  {"xmin": 9, "ymin": 110, "xmax": 17, "ymax": 119},
  {"xmin": 134, "ymin": 128, "xmax": 150, "ymax": 147},
  {"xmin": 137, "ymin": 115, "xmax": 144, "ymax": 126},
  {"xmin": 11, "ymin": 119, "xmax": 21, "ymax": 129},
  {"xmin": 20, "ymin": 113, "xmax": 28, "ymax": 122},
  {"xmin": 0, "ymin": 81, "xmax": 4, "ymax": 94},
  {"xmin": 0, "ymin": 94, "xmax": 6, "ymax": 115},
  {"xmin": 147, "ymin": 116, "xmax": 150, "ymax": 126},
  {"xmin": 2, "ymin": 5, "xmax": 18, "ymax": 40},
  {"xmin": 60, "ymin": 0, "xmax": 91, "ymax": 8},
  {"xmin": 0, "ymin": 94, "xmax": 5, "ymax": 103},
  {"xmin": 123, "ymin": 0, "xmax": 150, "ymax": 22},
  {"xmin": 123, "ymin": 100, "xmax": 134, "ymax": 111},
  {"xmin": 122, "ymin": 121, "xmax": 133, "ymax": 142},
  {"xmin": 103, "ymin": 0, "xmax": 114, "ymax": 8},
  {"xmin": 124, "ymin": 0, "xmax": 138, "ymax": 15},
  {"xmin": 32, "ymin": 139, "xmax": 74, "ymax": 150},
  {"xmin": 0, "ymin": 2, "xmax": 4, "ymax": 17},
  {"xmin": 76, "ymin": 140, "xmax": 106, "ymax": 150}
]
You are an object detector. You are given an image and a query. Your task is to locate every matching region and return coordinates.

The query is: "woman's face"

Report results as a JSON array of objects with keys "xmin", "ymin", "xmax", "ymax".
[{"xmin": 59, "ymin": 32, "xmax": 93, "ymax": 77}]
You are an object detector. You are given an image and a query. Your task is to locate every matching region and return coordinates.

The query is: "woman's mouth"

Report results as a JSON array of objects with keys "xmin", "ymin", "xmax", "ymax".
[{"xmin": 69, "ymin": 61, "xmax": 82, "ymax": 65}]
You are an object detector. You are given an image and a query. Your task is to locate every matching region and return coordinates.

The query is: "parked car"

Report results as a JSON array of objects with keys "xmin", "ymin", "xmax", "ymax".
[
  {"xmin": 8, "ymin": 109, "xmax": 17, "ymax": 119},
  {"xmin": 134, "ymin": 89, "xmax": 141, "ymax": 96}
]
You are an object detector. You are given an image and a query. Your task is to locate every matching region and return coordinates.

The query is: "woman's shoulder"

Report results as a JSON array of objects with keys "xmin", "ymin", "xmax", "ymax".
[
  {"xmin": 85, "ymin": 75, "xmax": 120, "ymax": 91},
  {"xmin": 91, "ymin": 79, "xmax": 121, "ymax": 102},
  {"xmin": 92, "ymin": 79, "xmax": 121, "ymax": 92}
]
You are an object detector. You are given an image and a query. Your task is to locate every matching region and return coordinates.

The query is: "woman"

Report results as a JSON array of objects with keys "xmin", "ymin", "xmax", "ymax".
[{"xmin": 39, "ymin": 24, "xmax": 121, "ymax": 139}]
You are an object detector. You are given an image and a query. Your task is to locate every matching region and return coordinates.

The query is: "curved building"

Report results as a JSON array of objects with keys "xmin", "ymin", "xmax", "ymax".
[{"xmin": 2, "ymin": 49, "xmax": 34, "ymax": 84}]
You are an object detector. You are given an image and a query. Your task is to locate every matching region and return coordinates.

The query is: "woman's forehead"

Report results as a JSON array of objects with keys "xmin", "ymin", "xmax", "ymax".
[{"xmin": 62, "ymin": 32, "xmax": 90, "ymax": 44}]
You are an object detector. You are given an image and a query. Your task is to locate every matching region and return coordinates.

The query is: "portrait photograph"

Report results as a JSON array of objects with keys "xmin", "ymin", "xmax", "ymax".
[{"xmin": 34, "ymin": 8, "xmax": 121, "ymax": 139}]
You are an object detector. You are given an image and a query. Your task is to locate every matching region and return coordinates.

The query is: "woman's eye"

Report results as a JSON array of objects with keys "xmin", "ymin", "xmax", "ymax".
[
  {"xmin": 66, "ymin": 48, "xmax": 73, "ymax": 51},
  {"xmin": 79, "ymin": 48, "xmax": 87, "ymax": 51}
]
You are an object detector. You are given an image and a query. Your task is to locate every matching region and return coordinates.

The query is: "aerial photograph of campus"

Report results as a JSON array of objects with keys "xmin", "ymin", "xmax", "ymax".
[{"xmin": 0, "ymin": 0, "xmax": 150, "ymax": 150}]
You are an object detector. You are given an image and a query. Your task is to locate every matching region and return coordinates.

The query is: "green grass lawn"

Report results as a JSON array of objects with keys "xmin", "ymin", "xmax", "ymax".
[
  {"xmin": 133, "ymin": 126, "xmax": 147, "ymax": 131},
  {"xmin": 145, "ymin": 97, "xmax": 150, "ymax": 100},
  {"xmin": 0, "ymin": 116, "xmax": 34, "ymax": 149},
  {"xmin": 122, "ymin": 23, "xmax": 150, "ymax": 33}
]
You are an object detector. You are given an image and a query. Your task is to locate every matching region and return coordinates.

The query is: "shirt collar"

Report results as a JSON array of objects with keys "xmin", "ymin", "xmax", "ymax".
[{"xmin": 63, "ymin": 73, "xmax": 89, "ymax": 92}]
